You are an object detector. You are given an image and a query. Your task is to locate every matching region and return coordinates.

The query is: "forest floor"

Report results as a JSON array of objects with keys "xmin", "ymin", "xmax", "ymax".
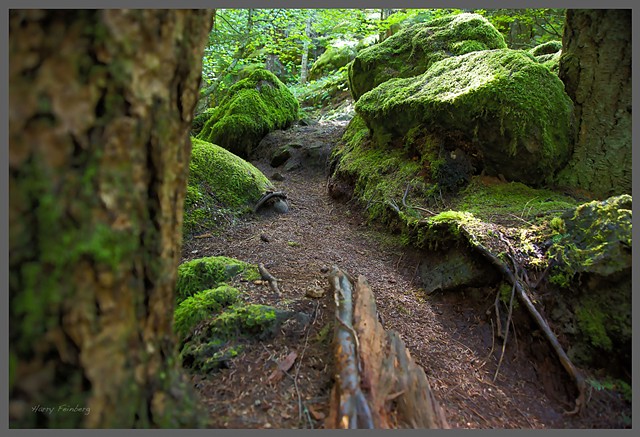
[{"xmin": 181, "ymin": 120, "xmax": 630, "ymax": 429}]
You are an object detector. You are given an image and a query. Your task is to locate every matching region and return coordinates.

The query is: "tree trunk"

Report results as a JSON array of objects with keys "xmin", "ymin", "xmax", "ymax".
[
  {"xmin": 9, "ymin": 9, "xmax": 213, "ymax": 428},
  {"xmin": 299, "ymin": 16, "xmax": 313, "ymax": 85},
  {"xmin": 556, "ymin": 9, "xmax": 631, "ymax": 198}
]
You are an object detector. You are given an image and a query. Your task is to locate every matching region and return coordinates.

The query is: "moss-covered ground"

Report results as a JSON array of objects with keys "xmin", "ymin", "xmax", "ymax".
[
  {"xmin": 173, "ymin": 255, "xmax": 281, "ymax": 374},
  {"xmin": 330, "ymin": 110, "xmax": 631, "ymax": 377}
]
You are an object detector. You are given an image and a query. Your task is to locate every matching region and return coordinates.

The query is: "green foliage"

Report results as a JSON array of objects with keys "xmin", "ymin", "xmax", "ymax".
[
  {"xmin": 475, "ymin": 9, "xmax": 566, "ymax": 49},
  {"xmin": 174, "ymin": 285, "xmax": 240, "ymax": 338},
  {"xmin": 586, "ymin": 377, "xmax": 632, "ymax": 403},
  {"xmin": 175, "ymin": 256, "xmax": 259, "ymax": 303}
]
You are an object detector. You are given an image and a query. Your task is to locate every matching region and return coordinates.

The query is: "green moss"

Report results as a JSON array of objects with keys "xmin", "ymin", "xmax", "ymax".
[
  {"xmin": 293, "ymin": 68, "xmax": 349, "ymax": 110},
  {"xmin": 173, "ymin": 285, "xmax": 240, "ymax": 338},
  {"xmin": 349, "ymin": 13, "xmax": 506, "ymax": 100},
  {"xmin": 184, "ymin": 138, "xmax": 272, "ymax": 236},
  {"xmin": 548, "ymin": 195, "xmax": 632, "ymax": 277},
  {"xmin": 575, "ymin": 300, "xmax": 612, "ymax": 351},
  {"xmin": 175, "ymin": 256, "xmax": 259, "ymax": 303},
  {"xmin": 331, "ymin": 115, "xmax": 426, "ymax": 225},
  {"xmin": 529, "ymin": 40, "xmax": 562, "ymax": 57},
  {"xmin": 179, "ymin": 303, "xmax": 279, "ymax": 373},
  {"xmin": 197, "ymin": 68, "xmax": 298, "ymax": 157},
  {"xmin": 191, "ymin": 108, "xmax": 216, "ymax": 136},
  {"xmin": 180, "ymin": 339, "xmax": 244, "ymax": 373},
  {"xmin": 210, "ymin": 304, "xmax": 278, "ymax": 339},
  {"xmin": 454, "ymin": 178, "xmax": 577, "ymax": 224},
  {"xmin": 355, "ymin": 49, "xmax": 574, "ymax": 185}
]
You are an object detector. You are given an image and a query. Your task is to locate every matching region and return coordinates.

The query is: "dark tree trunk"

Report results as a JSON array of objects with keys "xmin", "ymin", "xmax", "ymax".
[
  {"xmin": 556, "ymin": 9, "xmax": 631, "ymax": 198},
  {"xmin": 9, "ymin": 9, "xmax": 213, "ymax": 428}
]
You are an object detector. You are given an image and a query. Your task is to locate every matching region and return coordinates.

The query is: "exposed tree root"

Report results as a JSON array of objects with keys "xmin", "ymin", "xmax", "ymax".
[
  {"xmin": 460, "ymin": 227, "xmax": 587, "ymax": 416},
  {"xmin": 254, "ymin": 191, "xmax": 288, "ymax": 213}
]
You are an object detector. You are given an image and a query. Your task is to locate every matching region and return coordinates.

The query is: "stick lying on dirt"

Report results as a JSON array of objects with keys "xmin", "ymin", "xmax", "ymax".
[
  {"xmin": 460, "ymin": 227, "xmax": 587, "ymax": 416},
  {"xmin": 327, "ymin": 266, "xmax": 448, "ymax": 429},
  {"xmin": 258, "ymin": 263, "xmax": 281, "ymax": 296}
]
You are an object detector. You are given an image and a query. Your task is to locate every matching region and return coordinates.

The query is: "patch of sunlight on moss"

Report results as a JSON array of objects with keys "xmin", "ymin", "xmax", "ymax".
[{"xmin": 454, "ymin": 177, "xmax": 577, "ymax": 223}]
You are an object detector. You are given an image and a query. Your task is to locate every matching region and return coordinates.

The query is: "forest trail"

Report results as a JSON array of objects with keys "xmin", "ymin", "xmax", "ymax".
[{"xmin": 181, "ymin": 121, "xmax": 625, "ymax": 429}]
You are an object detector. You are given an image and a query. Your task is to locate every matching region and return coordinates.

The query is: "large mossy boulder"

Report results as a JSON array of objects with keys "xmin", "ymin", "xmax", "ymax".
[
  {"xmin": 184, "ymin": 139, "xmax": 273, "ymax": 236},
  {"xmin": 348, "ymin": 13, "xmax": 507, "ymax": 101},
  {"xmin": 355, "ymin": 49, "xmax": 574, "ymax": 186},
  {"xmin": 197, "ymin": 68, "xmax": 299, "ymax": 158},
  {"xmin": 309, "ymin": 42, "xmax": 357, "ymax": 80}
]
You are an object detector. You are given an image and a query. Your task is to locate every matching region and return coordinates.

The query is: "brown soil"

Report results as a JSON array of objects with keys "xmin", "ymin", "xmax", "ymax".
[{"xmin": 181, "ymin": 121, "xmax": 631, "ymax": 429}]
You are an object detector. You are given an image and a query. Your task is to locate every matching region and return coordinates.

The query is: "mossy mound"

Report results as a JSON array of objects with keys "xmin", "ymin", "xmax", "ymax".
[
  {"xmin": 348, "ymin": 13, "xmax": 506, "ymax": 101},
  {"xmin": 175, "ymin": 256, "xmax": 259, "ymax": 304},
  {"xmin": 309, "ymin": 42, "xmax": 357, "ymax": 80},
  {"xmin": 355, "ymin": 49, "xmax": 574, "ymax": 186},
  {"xmin": 184, "ymin": 138, "xmax": 272, "ymax": 236},
  {"xmin": 197, "ymin": 68, "xmax": 299, "ymax": 158},
  {"xmin": 173, "ymin": 285, "xmax": 240, "ymax": 338}
]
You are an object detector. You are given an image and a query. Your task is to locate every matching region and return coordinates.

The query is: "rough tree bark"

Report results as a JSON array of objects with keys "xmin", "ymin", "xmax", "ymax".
[
  {"xmin": 9, "ymin": 9, "xmax": 213, "ymax": 428},
  {"xmin": 556, "ymin": 9, "xmax": 631, "ymax": 198}
]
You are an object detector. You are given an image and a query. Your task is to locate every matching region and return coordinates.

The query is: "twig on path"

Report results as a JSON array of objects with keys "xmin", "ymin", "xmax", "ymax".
[
  {"xmin": 258, "ymin": 263, "xmax": 281, "ymax": 296},
  {"xmin": 493, "ymin": 281, "xmax": 516, "ymax": 382}
]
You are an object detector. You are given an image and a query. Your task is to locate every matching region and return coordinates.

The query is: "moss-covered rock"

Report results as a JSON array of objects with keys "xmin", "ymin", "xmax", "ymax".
[
  {"xmin": 529, "ymin": 41, "xmax": 562, "ymax": 73},
  {"xmin": 197, "ymin": 68, "xmax": 299, "ymax": 158},
  {"xmin": 184, "ymin": 138, "xmax": 272, "ymax": 236},
  {"xmin": 549, "ymin": 195, "xmax": 631, "ymax": 278},
  {"xmin": 191, "ymin": 108, "xmax": 216, "ymax": 136},
  {"xmin": 309, "ymin": 42, "xmax": 357, "ymax": 80},
  {"xmin": 547, "ymin": 195, "xmax": 631, "ymax": 372},
  {"xmin": 355, "ymin": 49, "xmax": 574, "ymax": 186},
  {"xmin": 175, "ymin": 256, "xmax": 259, "ymax": 303},
  {"xmin": 173, "ymin": 285, "xmax": 240, "ymax": 338},
  {"xmin": 348, "ymin": 13, "xmax": 507, "ymax": 101}
]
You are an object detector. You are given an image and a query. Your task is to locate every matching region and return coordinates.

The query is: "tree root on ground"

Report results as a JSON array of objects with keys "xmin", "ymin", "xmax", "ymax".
[{"xmin": 460, "ymin": 227, "xmax": 587, "ymax": 416}]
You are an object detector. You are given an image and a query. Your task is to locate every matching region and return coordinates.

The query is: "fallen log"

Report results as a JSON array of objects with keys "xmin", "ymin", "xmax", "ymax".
[{"xmin": 326, "ymin": 267, "xmax": 448, "ymax": 429}]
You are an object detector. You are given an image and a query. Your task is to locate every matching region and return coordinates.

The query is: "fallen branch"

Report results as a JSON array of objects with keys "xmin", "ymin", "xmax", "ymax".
[
  {"xmin": 258, "ymin": 263, "xmax": 281, "ymax": 296},
  {"xmin": 461, "ymin": 227, "xmax": 587, "ymax": 415},
  {"xmin": 254, "ymin": 191, "xmax": 288, "ymax": 213}
]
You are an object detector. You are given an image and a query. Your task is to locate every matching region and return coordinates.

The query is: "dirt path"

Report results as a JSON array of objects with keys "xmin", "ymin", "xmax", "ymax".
[{"xmin": 181, "ymin": 121, "xmax": 629, "ymax": 429}]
